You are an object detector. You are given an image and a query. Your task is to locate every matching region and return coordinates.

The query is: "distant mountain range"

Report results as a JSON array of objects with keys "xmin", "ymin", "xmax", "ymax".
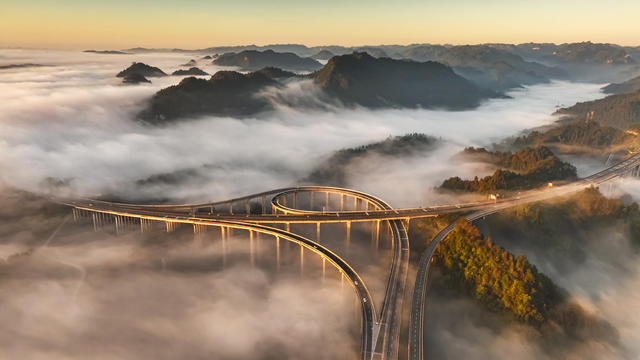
[
  {"xmin": 118, "ymin": 42, "xmax": 639, "ymax": 92},
  {"xmin": 84, "ymin": 50, "xmax": 129, "ymax": 55},
  {"xmin": 212, "ymin": 50, "xmax": 322, "ymax": 71},
  {"xmin": 397, "ymin": 44, "xmax": 565, "ymax": 91}
]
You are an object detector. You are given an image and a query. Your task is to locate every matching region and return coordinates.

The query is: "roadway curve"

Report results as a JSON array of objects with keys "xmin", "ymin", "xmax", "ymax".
[{"xmin": 408, "ymin": 152, "xmax": 640, "ymax": 360}]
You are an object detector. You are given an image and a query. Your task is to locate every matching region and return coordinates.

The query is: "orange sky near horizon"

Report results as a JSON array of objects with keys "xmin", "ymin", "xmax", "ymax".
[{"xmin": 1, "ymin": 0, "xmax": 639, "ymax": 49}]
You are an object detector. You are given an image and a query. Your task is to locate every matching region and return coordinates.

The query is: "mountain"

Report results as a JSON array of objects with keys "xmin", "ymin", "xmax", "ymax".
[
  {"xmin": 0, "ymin": 63, "xmax": 45, "ymax": 70},
  {"xmin": 555, "ymin": 90, "xmax": 640, "ymax": 129},
  {"xmin": 352, "ymin": 47, "xmax": 389, "ymax": 58},
  {"xmin": 171, "ymin": 67, "xmax": 209, "ymax": 76},
  {"xmin": 311, "ymin": 50, "xmax": 335, "ymax": 60},
  {"xmin": 139, "ymin": 70, "xmax": 277, "ymax": 123},
  {"xmin": 253, "ymin": 67, "xmax": 297, "ymax": 80},
  {"xmin": 513, "ymin": 120, "xmax": 638, "ymax": 150},
  {"xmin": 213, "ymin": 50, "xmax": 323, "ymax": 71},
  {"xmin": 545, "ymin": 42, "xmax": 633, "ymax": 65},
  {"xmin": 181, "ymin": 59, "xmax": 197, "ymax": 66},
  {"xmin": 306, "ymin": 133, "xmax": 440, "ymax": 185},
  {"xmin": 400, "ymin": 45, "xmax": 565, "ymax": 91},
  {"xmin": 602, "ymin": 75, "xmax": 640, "ymax": 94},
  {"xmin": 122, "ymin": 73, "xmax": 151, "ymax": 84},
  {"xmin": 116, "ymin": 62, "xmax": 167, "ymax": 78},
  {"xmin": 441, "ymin": 146, "xmax": 577, "ymax": 194},
  {"xmin": 84, "ymin": 50, "xmax": 129, "ymax": 55},
  {"xmin": 313, "ymin": 52, "xmax": 493, "ymax": 109}
]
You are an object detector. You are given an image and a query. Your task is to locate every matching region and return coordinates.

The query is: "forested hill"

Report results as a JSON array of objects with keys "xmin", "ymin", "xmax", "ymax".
[
  {"xmin": 554, "ymin": 90, "xmax": 640, "ymax": 130},
  {"xmin": 441, "ymin": 146, "xmax": 576, "ymax": 194}
]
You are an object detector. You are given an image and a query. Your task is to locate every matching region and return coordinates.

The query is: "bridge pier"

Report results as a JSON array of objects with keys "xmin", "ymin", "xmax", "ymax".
[
  {"xmin": 229, "ymin": 202, "xmax": 233, "ymax": 215},
  {"xmin": 245, "ymin": 200, "xmax": 250, "ymax": 215},
  {"xmin": 293, "ymin": 191, "xmax": 298, "ymax": 209},
  {"xmin": 325, "ymin": 191, "xmax": 330, "ymax": 210},
  {"xmin": 249, "ymin": 230, "xmax": 255, "ymax": 266},
  {"xmin": 115, "ymin": 216, "xmax": 122, "ymax": 236},
  {"xmin": 275, "ymin": 235, "xmax": 281, "ymax": 272},
  {"xmin": 353, "ymin": 196, "xmax": 358, "ymax": 210},
  {"xmin": 316, "ymin": 222, "xmax": 321, "ymax": 243},
  {"xmin": 92, "ymin": 213, "xmax": 98, "ymax": 232},
  {"xmin": 285, "ymin": 222, "xmax": 290, "ymax": 233},
  {"xmin": 341, "ymin": 194, "xmax": 345, "ymax": 211},
  {"xmin": 322, "ymin": 257, "xmax": 326, "ymax": 283},
  {"xmin": 310, "ymin": 191, "xmax": 315, "ymax": 210},
  {"xmin": 372, "ymin": 220, "xmax": 380, "ymax": 250},
  {"xmin": 140, "ymin": 218, "xmax": 152, "ymax": 233},
  {"xmin": 220, "ymin": 226, "xmax": 227, "ymax": 268},
  {"xmin": 299, "ymin": 245, "xmax": 304, "ymax": 276},
  {"xmin": 346, "ymin": 221, "xmax": 351, "ymax": 249}
]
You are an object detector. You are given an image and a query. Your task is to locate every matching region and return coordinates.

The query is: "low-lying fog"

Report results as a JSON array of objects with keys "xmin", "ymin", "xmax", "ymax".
[
  {"xmin": 0, "ymin": 49, "xmax": 605, "ymax": 205},
  {"xmin": 0, "ymin": 49, "xmax": 630, "ymax": 359}
]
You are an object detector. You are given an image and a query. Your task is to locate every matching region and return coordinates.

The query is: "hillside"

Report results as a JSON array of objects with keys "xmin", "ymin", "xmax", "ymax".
[
  {"xmin": 555, "ymin": 90, "xmax": 640, "ymax": 129},
  {"xmin": 545, "ymin": 42, "xmax": 633, "ymax": 65},
  {"xmin": 433, "ymin": 219, "xmax": 617, "ymax": 343},
  {"xmin": 441, "ymin": 146, "xmax": 577, "ymax": 194},
  {"xmin": 313, "ymin": 52, "xmax": 492, "ymax": 109},
  {"xmin": 400, "ymin": 45, "xmax": 564, "ymax": 91},
  {"xmin": 139, "ymin": 71, "xmax": 277, "ymax": 122},
  {"xmin": 312, "ymin": 50, "xmax": 335, "ymax": 60},
  {"xmin": 116, "ymin": 62, "xmax": 167, "ymax": 78},
  {"xmin": 479, "ymin": 187, "xmax": 640, "ymax": 269},
  {"xmin": 122, "ymin": 73, "xmax": 151, "ymax": 84},
  {"xmin": 306, "ymin": 133, "xmax": 440, "ymax": 186},
  {"xmin": 213, "ymin": 50, "xmax": 322, "ymax": 71},
  {"xmin": 171, "ymin": 67, "xmax": 209, "ymax": 76},
  {"xmin": 602, "ymin": 75, "xmax": 640, "ymax": 94},
  {"xmin": 513, "ymin": 120, "xmax": 639, "ymax": 150}
]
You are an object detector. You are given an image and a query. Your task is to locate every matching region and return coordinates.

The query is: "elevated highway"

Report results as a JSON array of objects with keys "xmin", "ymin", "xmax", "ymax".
[{"xmin": 56, "ymin": 152, "xmax": 640, "ymax": 360}]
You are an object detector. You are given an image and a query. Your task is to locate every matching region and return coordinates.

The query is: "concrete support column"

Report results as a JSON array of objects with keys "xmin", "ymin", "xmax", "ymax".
[
  {"xmin": 299, "ymin": 245, "xmax": 304, "ymax": 276},
  {"xmin": 275, "ymin": 235, "xmax": 280, "ymax": 272},
  {"xmin": 220, "ymin": 226, "xmax": 227, "ymax": 268},
  {"xmin": 249, "ymin": 230, "xmax": 255, "ymax": 266},
  {"xmin": 316, "ymin": 222, "xmax": 321, "ymax": 243},
  {"xmin": 293, "ymin": 192, "xmax": 298, "ymax": 209},
  {"xmin": 245, "ymin": 200, "xmax": 250, "ymax": 215},
  {"xmin": 340, "ymin": 194, "xmax": 345, "ymax": 211},
  {"xmin": 115, "ymin": 216, "xmax": 121, "ymax": 236},
  {"xmin": 285, "ymin": 222, "xmax": 290, "ymax": 233},
  {"xmin": 373, "ymin": 220, "xmax": 380, "ymax": 250},
  {"xmin": 325, "ymin": 191, "xmax": 330, "ymax": 210},
  {"xmin": 322, "ymin": 257, "xmax": 326, "ymax": 283},
  {"xmin": 92, "ymin": 213, "xmax": 98, "ymax": 232},
  {"xmin": 346, "ymin": 221, "xmax": 351, "ymax": 249},
  {"xmin": 353, "ymin": 196, "xmax": 358, "ymax": 211},
  {"xmin": 310, "ymin": 192, "xmax": 315, "ymax": 210}
]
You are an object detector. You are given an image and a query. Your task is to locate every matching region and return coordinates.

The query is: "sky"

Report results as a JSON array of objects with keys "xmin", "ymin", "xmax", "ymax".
[{"xmin": 1, "ymin": 0, "xmax": 639, "ymax": 49}]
